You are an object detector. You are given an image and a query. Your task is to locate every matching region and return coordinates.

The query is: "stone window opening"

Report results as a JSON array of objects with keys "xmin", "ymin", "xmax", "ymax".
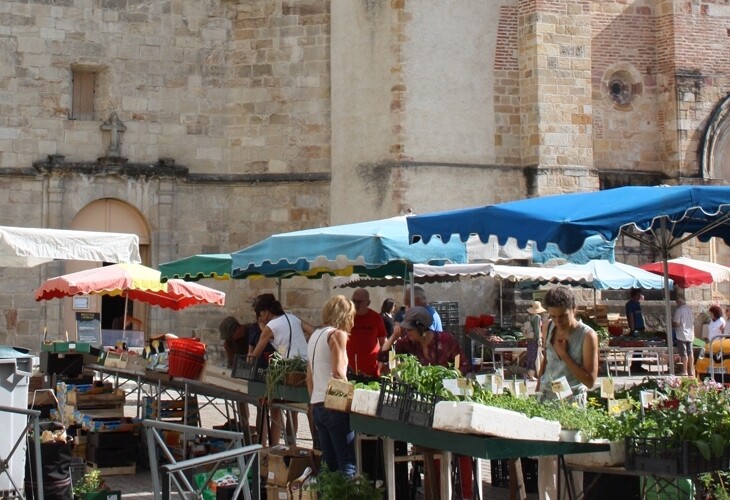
[{"xmin": 71, "ymin": 70, "xmax": 96, "ymax": 120}]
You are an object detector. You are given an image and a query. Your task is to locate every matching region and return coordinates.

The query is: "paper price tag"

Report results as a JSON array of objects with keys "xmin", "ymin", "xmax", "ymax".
[
  {"xmin": 492, "ymin": 373, "xmax": 504, "ymax": 395},
  {"xmin": 551, "ymin": 376, "xmax": 572, "ymax": 400},
  {"xmin": 601, "ymin": 378, "xmax": 615, "ymax": 399},
  {"xmin": 515, "ymin": 381, "xmax": 527, "ymax": 398},
  {"xmin": 640, "ymin": 390, "xmax": 655, "ymax": 409},
  {"xmin": 454, "ymin": 354, "xmax": 460, "ymax": 370},
  {"xmin": 388, "ymin": 350, "xmax": 396, "ymax": 371}
]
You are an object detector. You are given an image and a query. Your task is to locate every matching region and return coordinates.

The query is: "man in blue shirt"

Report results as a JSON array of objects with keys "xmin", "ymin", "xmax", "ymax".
[{"xmin": 404, "ymin": 285, "xmax": 443, "ymax": 332}]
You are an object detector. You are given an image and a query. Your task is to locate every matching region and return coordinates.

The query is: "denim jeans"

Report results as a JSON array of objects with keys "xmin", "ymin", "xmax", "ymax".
[{"xmin": 312, "ymin": 405, "xmax": 356, "ymax": 478}]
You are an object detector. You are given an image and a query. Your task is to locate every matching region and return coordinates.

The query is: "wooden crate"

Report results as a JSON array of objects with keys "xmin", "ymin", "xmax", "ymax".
[
  {"xmin": 324, "ymin": 378, "xmax": 353, "ymax": 412},
  {"xmin": 67, "ymin": 389, "xmax": 125, "ymax": 408},
  {"xmin": 85, "ymin": 462, "xmax": 136, "ymax": 476}
]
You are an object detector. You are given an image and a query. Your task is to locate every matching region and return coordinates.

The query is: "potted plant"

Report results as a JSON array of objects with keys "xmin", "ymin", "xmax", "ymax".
[
  {"xmin": 73, "ymin": 469, "xmax": 121, "ymax": 500},
  {"xmin": 307, "ymin": 465, "xmax": 382, "ymax": 500},
  {"xmin": 625, "ymin": 376, "xmax": 730, "ymax": 476}
]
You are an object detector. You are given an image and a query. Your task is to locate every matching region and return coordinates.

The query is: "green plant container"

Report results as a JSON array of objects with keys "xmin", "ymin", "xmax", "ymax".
[
  {"xmin": 625, "ymin": 437, "xmax": 730, "ymax": 476},
  {"xmin": 74, "ymin": 490, "xmax": 121, "ymax": 500}
]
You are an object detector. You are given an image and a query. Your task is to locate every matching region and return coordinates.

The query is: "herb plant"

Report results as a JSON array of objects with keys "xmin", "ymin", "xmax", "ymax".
[
  {"xmin": 73, "ymin": 469, "xmax": 107, "ymax": 496},
  {"xmin": 307, "ymin": 464, "xmax": 382, "ymax": 500},
  {"xmin": 264, "ymin": 352, "xmax": 308, "ymax": 400}
]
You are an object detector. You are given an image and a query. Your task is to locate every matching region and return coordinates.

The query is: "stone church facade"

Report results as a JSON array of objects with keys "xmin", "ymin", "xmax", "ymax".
[{"xmin": 1, "ymin": 0, "xmax": 730, "ymax": 350}]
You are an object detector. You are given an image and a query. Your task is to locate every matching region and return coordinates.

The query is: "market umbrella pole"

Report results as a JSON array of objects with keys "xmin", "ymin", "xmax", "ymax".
[{"xmin": 661, "ymin": 219, "xmax": 675, "ymax": 376}]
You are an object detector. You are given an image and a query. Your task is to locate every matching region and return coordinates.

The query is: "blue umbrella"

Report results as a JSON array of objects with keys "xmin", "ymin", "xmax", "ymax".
[
  {"xmin": 406, "ymin": 185, "xmax": 730, "ymax": 375},
  {"xmin": 231, "ymin": 215, "xmax": 469, "ymax": 279},
  {"xmin": 407, "ymin": 185, "xmax": 730, "ymax": 252}
]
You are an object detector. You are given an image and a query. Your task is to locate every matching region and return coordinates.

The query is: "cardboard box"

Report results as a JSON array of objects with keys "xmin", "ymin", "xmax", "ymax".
[
  {"xmin": 323, "ymin": 378, "xmax": 353, "ymax": 412},
  {"xmin": 265, "ymin": 447, "xmax": 318, "ymax": 487},
  {"xmin": 67, "ymin": 388, "xmax": 125, "ymax": 408}
]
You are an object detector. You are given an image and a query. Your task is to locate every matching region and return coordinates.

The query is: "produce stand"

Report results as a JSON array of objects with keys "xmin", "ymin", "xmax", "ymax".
[{"xmin": 350, "ymin": 413, "xmax": 609, "ymax": 500}]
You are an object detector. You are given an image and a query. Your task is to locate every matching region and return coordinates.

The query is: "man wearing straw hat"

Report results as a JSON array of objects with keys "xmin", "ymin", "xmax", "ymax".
[{"xmin": 526, "ymin": 301, "xmax": 546, "ymax": 381}]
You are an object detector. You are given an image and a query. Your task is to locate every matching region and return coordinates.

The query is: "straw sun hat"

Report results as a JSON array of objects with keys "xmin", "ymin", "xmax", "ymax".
[{"xmin": 527, "ymin": 301, "xmax": 546, "ymax": 315}]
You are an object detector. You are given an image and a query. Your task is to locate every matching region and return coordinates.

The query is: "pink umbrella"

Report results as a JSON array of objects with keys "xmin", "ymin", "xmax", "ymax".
[{"xmin": 35, "ymin": 263, "xmax": 225, "ymax": 312}]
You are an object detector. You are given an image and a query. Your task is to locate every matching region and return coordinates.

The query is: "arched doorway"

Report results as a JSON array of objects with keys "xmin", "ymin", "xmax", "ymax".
[
  {"xmin": 64, "ymin": 199, "xmax": 150, "ymax": 337},
  {"xmin": 701, "ymin": 96, "xmax": 730, "ymax": 301}
]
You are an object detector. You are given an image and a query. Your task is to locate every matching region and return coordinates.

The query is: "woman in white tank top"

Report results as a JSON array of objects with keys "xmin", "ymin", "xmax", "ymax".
[{"xmin": 306, "ymin": 295, "xmax": 356, "ymax": 477}]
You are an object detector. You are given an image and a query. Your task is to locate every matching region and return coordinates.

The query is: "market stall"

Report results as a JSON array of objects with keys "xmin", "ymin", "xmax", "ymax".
[{"xmin": 407, "ymin": 184, "xmax": 730, "ymax": 375}]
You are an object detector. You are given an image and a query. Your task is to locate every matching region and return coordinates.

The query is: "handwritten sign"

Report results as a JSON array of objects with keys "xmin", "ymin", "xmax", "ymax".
[
  {"xmin": 75, "ymin": 312, "xmax": 101, "ymax": 345},
  {"xmin": 601, "ymin": 378, "xmax": 615, "ymax": 399},
  {"xmin": 551, "ymin": 376, "xmax": 572, "ymax": 400}
]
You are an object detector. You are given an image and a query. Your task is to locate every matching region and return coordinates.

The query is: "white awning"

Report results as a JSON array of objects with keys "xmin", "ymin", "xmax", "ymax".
[{"xmin": 0, "ymin": 226, "xmax": 141, "ymax": 267}]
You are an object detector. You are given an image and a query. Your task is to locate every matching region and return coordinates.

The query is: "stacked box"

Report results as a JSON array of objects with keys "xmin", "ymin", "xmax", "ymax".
[
  {"xmin": 85, "ymin": 431, "xmax": 139, "ymax": 468},
  {"xmin": 261, "ymin": 446, "xmax": 320, "ymax": 498},
  {"xmin": 143, "ymin": 396, "xmax": 200, "ymax": 426},
  {"xmin": 55, "ymin": 382, "xmax": 125, "ymax": 428}
]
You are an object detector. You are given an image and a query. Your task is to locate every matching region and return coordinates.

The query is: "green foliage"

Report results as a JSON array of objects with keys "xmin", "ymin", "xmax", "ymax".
[
  {"xmin": 387, "ymin": 354, "xmax": 461, "ymax": 399},
  {"xmin": 698, "ymin": 471, "xmax": 730, "ymax": 500},
  {"xmin": 626, "ymin": 376, "xmax": 730, "ymax": 460},
  {"xmin": 352, "ymin": 380, "xmax": 381, "ymax": 391},
  {"xmin": 307, "ymin": 464, "xmax": 382, "ymax": 500},
  {"xmin": 73, "ymin": 469, "xmax": 107, "ymax": 496},
  {"xmin": 265, "ymin": 353, "xmax": 307, "ymax": 400}
]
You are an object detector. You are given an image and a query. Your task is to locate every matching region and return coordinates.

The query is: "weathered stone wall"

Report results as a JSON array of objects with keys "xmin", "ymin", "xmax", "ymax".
[{"xmin": 0, "ymin": 0, "xmax": 331, "ymax": 175}]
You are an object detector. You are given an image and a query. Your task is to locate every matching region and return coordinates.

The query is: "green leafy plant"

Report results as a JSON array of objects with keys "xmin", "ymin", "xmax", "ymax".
[
  {"xmin": 307, "ymin": 464, "xmax": 382, "ymax": 500},
  {"xmin": 265, "ymin": 352, "xmax": 308, "ymax": 401},
  {"xmin": 387, "ymin": 354, "xmax": 461, "ymax": 399},
  {"xmin": 73, "ymin": 469, "xmax": 108, "ymax": 496},
  {"xmin": 698, "ymin": 471, "xmax": 730, "ymax": 500},
  {"xmin": 627, "ymin": 376, "xmax": 730, "ymax": 460}
]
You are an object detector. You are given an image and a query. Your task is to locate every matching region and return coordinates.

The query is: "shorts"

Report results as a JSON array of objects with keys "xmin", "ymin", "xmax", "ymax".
[{"xmin": 676, "ymin": 340, "xmax": 693, "ymax": 357}]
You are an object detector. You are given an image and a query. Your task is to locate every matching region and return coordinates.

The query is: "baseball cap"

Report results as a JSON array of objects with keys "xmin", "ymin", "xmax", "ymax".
[{"xmin": 402, "ymin": 306, "xmax": 433, "ymax": 331}]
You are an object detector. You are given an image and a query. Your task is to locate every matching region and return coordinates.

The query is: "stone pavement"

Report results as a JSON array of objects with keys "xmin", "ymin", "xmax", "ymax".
[{"xmin": 101, "ymin": 374, "xmax": 651, "ymax": 499}]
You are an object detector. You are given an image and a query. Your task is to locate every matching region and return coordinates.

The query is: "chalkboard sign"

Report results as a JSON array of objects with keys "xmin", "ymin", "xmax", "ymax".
[{"xmin": 76, "ymin": 312, "xmax": 101, "ymax": 346}]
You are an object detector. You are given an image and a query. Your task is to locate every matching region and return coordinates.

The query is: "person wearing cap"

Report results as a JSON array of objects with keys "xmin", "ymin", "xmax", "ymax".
[
  {"xmin": 404, "ymin": 285, "xmax": 443, "ymax": 332},
  {"xmin": 525, "ymin": 301, "xmax": 546, "ymax": 381},
  {"xmin": 380, "ymin": 306, "xmax": 470, "ymax": 374},
  {"xmin": 219, "ymin": 316, "xmax": 247, "ymax": 369},
  {"xmin": 380, "ymin": 306, "xmax": 472, "ymax": 497}
]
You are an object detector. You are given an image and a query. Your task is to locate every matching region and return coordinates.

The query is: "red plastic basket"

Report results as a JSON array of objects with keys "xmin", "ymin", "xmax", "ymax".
[
  {"xmin": 168, "ymin": 349, "xmax": 205, "ymax": 379},
  {"xmin": 167, "ymin": 338, "xmax": 206, "ymax": 356}
]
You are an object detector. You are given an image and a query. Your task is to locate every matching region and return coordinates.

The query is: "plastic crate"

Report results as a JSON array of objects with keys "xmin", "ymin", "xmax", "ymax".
[
  {"xmin": 376, "ymin": 380, "xmax": 409, "ymax": 422},
  {"xmin": 406, "ymin": 390, "xmax": 441, "ymax": 427},
  {"xmin": 230, "ymin": 354, "xmax": 266, "ymax": 382},
  {"xmin": 625, "ymin": 437, "xmax": 730, "ymax": 476},
  {"xmin": 490, "ymin": 458, "xmax": 538, "ymax": 492}
]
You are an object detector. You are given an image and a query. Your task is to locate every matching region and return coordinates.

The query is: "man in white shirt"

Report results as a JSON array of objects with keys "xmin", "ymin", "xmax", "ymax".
[{"xmin": 673, "ymin": 296, "xmax": 695, "ymax": 376}]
